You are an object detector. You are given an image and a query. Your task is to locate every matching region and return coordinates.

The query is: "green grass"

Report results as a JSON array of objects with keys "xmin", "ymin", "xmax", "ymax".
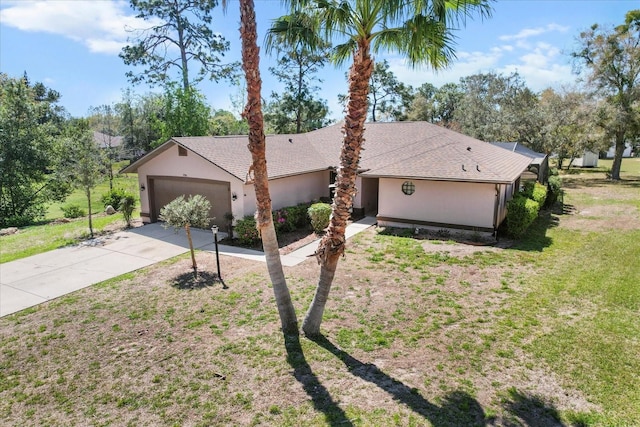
[
  {"xmin": 1, "ymin": 176, "xmax": 639, "ymax": 425},
  {"xmin": 46, "ymin": 163, "xmax": 138, "ymax": 220},
  {"xmin": 1, "ymin": 165, "xmax": 139, "ymax": 263},
  {"xmin": 564, "ymin": 157, "xmax": 640, "ymax": 178}
]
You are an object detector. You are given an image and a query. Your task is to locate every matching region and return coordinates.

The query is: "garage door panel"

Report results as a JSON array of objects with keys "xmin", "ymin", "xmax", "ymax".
[{"xmin": 151, "ymin": 178, "xmax": 231, "ymax": 228}]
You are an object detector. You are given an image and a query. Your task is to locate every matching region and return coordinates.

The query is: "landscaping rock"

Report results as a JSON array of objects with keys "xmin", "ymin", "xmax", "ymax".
[
  {"xmin": 0, "ymin": 227, "xmax": 18, "ymax": 236},
  {"xmin": 105, "ymin": 205, "xmax": 116, "ymax": 215}
]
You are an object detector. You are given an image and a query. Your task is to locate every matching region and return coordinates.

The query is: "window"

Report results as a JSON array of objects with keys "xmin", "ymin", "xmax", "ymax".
[
  {"xmin": 402, "ymin": 181, "xmax": 415, "ymax": 195},
  {"xmin": 178, "ymin": 146, "xmax": 187, "ymax": 156}
]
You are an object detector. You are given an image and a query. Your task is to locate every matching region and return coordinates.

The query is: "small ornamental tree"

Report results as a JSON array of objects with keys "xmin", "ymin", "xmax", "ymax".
[{"xmin": 159, "ymin": 194, "xmax": 211, "ymax": 277}]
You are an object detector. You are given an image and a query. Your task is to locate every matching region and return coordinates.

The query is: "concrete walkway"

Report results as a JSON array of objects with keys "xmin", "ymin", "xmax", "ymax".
[{"xmin": 0, "ymin": 217, "xmax": 376, "ymax": 317}]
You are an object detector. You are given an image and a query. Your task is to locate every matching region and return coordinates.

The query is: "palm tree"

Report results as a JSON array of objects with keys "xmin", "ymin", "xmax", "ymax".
[
  {"xmin": 270, "ymin": 0, "xmax": 492, "ymax": 337},
  {"xmin": 222, "ymin": 0, "xmax": 298, "ymax": 335}
]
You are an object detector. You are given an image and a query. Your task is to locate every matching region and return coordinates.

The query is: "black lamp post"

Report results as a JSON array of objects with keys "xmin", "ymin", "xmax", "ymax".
[{"xmin": 211, "ymin": 225, "xmax": 226, "ymax": 288}]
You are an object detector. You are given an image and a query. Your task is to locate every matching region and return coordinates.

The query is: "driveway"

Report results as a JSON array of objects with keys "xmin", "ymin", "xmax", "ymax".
[
  {"xmin": 0, "ymin": 224, "xmax": 219, "ymax": 317},
  {"xmin": 0, "ymin": 217, "xmax": 377, "ymax": 317}
]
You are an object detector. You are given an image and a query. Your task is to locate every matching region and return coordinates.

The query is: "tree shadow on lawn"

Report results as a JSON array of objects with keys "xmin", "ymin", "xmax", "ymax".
[
  {"xmin": 284, "ymin": 334, "xmax": 354, "ymax": 426},
  {"xmin": 308, "ymin": 334, "xmax": 490, "ymax": 427},
  {"xmin": 561, "ymin": 176, "xmax": 640, "ymax": 189},
  {"xmin": 502, "ymin": 389, "xmax": 575, "ymax": 427},
  {"xmin": 170, "ymin": 270, "xmax": 226, "ymax": 290}
]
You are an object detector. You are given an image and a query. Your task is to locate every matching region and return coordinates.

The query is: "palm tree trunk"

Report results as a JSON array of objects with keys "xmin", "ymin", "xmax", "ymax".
[
  {"xmin": 302, "ymin": 41, "xmax": 373, "ymax": 337},
  {"xmin": 239, "ymin": 0, "xmax": 298, "ymax": 335}
]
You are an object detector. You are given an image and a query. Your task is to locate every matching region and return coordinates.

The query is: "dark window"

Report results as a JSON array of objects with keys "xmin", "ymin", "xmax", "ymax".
[
  {"xmin": 178, "ymin": 146, "xmax": 187, "ymax": 156},
  {"xmin": 402, "ymin": 181, "xmax": 415, "ymax": 195}
]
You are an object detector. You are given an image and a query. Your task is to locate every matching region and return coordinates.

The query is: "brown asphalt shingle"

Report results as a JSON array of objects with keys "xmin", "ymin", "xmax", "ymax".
[{"xmin": 124, "ymin": 122, "xmax": 532, "ymax": 184}]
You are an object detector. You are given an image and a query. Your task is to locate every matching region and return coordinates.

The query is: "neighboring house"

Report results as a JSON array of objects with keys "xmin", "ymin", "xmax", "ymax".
[
  {"xmin": 605, "ymin": 143, "xmax": 633, "ymax": 159},
  {"xmin": 94, "ymin": 131, "xmax": 125, "ymax": 160},
  {"xmin": 572, "ymin": 151, "xmax": 599, "ymax": 167},
  {"xmin": 121, "ymin": 122, "xmax": 532, "ymax": 235},
  {"xmin": 490, "ymin": 142, "xmax": 549, "ymax": 184}
]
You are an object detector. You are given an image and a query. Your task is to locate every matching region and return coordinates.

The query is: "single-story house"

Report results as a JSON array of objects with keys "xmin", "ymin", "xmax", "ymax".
[
  {"xmin": 490, "ymin": 142, "xmax": 549, "ymax": 184},
  {"xmin": 121, "ymin": 122, "xmax": 532, "ymax": 235},
  {"xmin": 94, "ymin": 131, "xmax": 127, "ymax": 160}
]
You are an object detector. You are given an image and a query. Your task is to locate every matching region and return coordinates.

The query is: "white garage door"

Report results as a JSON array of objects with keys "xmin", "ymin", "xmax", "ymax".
[{"xmin": 150, "ymin": 177, "xmax": 231, "ymax": 228}]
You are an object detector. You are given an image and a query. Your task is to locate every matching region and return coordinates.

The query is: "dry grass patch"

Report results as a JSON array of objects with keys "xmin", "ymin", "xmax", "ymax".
[{"xmin": 4, "ymin": 172, "xmax": 640, "ymax": 425}]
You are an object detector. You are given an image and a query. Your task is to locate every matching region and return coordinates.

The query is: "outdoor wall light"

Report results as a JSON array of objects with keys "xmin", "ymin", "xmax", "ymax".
[
  {"xmin": 232, "ymin": 192, "xmax": 238, "ymax": 201},
  {"xmin": 140, "ymin": 184, "xmax": 146, "ymax": 191}
]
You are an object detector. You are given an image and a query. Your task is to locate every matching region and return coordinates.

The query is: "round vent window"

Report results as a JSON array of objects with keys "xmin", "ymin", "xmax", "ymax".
[{"xmin": 402, "ymin": 181, "xmax": 415, "ymax": 195}]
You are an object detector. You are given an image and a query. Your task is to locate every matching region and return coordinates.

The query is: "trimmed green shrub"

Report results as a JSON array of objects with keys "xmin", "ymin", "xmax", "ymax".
[
  {"xmin": 235, "ymin": 215, "xmax": 260, "ymax": 246},
  {"xmin": 545, "ymin": 175, "xmax": 562, "ymax": 208},
  {"xmin": 530, "ymin": 182, "xmax": 548, "ymax": 207},
  {"xmin": 101, "ymin": 188, "xmax": 128, "ymax": 210},
  {"xmin": 61, "ymin": 204, "xmax": 85, "ymax": 219},
  {"xmin": 506, "ymin": 194, "xmax": 539, "ymax": 238},
  {"xmin": 308, "ymin": 203, "xmax": 331, "ymax": 233}
]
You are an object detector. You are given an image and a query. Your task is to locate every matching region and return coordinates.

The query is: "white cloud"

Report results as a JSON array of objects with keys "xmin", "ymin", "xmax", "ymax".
[
  {"xmin": 0, "ymin": 0, "xmax": 162, "ymax": 54},
  {"xmin": 385, "ymin": 48, "xmax": 504, "ymax": 88},
  {"xmin": 498, "ymin": 42, "xmax": 572, "ymax": 91},
  {"xmin": 499, "ymin": 23, "xmax": 570, "ymax": 41}
]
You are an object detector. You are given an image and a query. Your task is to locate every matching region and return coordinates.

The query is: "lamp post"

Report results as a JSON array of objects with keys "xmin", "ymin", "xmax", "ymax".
[{"xmin": 211, "ymin": 225, "xmax": 226, "ymax": 288}]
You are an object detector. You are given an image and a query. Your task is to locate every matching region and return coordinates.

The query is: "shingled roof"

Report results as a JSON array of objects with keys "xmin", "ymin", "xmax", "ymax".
[{"xmin": 122, "ymin": 122, "xmax": 532, "ymax": 184}]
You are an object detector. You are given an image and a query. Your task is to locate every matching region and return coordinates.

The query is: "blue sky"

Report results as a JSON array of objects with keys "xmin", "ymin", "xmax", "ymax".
[{"xmin": 0, "ymin": 0, "xmax": 636, "ymax": 120}]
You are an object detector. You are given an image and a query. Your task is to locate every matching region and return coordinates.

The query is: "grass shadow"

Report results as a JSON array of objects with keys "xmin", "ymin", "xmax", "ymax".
[
  {"xmin": 284, "ymin": 334, "xmax": 353, "ymax": 426},
  {"xmin": 310, "ymin": 335, "xmax": 490, "ymax": 426},
  {"xmin": 502, "ymin": 389, "xmax": 571, "ymax": 427},
  {"xmin": 170, "ymin": 270, "xmax": 226, "ymax": 290}
]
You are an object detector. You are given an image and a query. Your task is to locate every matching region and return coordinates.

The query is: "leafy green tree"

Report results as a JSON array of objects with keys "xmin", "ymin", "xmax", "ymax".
[
  {"xmin": 271, "ymin": 0, "xmax": 492, "ymax": 337},
  {"xmin": 539, "ymin": 88, "xmax": 604, "ymax": 169},
  {"xmin": 368, "ymin": 60, "xmax": 414, "ymax": 122},
  {"xmin": 572, "ymin": 10, "xmax": 640, "ymax": 180},
  {"xmin": 264, "ymin": 40, "xmax": 331, "ymax": 133},
  {"xmin": 432, "ymin": 82, "xmax": 464, "ymax": 127},
  {"xmin": 454, "ymin": 72, "xmax": 541, "ymax": 144},
  {"xmin": 61, "ymin": 119, "xmax": 107, "ymax": 238},
  {"xmin": 88, "ymin": 104, "xmax": 122, "ymax": 189},
  {"xmin": 209, "ymin": 109, "xmax": 248, "ymax": 135},
  {"xmin": 121, "ymin": 0, "xmax": 238, "ymax": 90},
  {"xmin": 0, "ymin": 74, "xmax": 71, "ymax": 227},
  {"xmin": 155, "ymin": 84, "xmax": 211, "ymax": 146},
  {"xmin": 115, "ymin": 89, "xmax": 165, "ymax": 155},
  {"xmin": 159, "ymin": 194, "xmax": 211, "ymax": 277},
  {"xmin": 223, "ymin": 0, "xmax": 299, "ymax": 335}
]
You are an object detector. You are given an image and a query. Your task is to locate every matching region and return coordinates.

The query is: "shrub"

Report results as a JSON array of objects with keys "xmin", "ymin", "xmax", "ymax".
[
  {"xmin": 272, "ymin": 209, "xmax": 291, "ymax": 234},
  {"xmin": 530, "ymin": 182, "xmax": 548, "ymax": 207},
  {"xmin": 308, "ymin": 203, "xmax": 331, "ymax": 233},
  {"xmin": 506, "ymin": 194, "xmax": 539, "ymax": 238},
  {"xmin": 101, "ymin": 188, "xmax": 128, "ymax": 210},
  {"xmin": 235, "ymin": 215, "xmax": 260, "ymax": 246},
  {"xmin": 61, "ymin": 204, "xmax": 85, "ymax": 219},
  {"xmin": 273, "ymin": 204, "xmax": 311, "ymax": 234},
  {"xmin": 545, "ymin": 175, "xmax": 563, "ymax": 208},
  {"xmin": 119, "ymin": 194, "xmax": 137, "ymax": 227}
]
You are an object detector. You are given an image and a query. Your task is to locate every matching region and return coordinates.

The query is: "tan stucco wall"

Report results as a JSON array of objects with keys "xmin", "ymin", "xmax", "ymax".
[
  {"xmin": 377, "ymin": 178, "xmax": 497, "ymax": 229},
  {"xmin": 240, "ymin": 170, "xmax": 330, "ymax": 218},
  {"xmin": 136, "ymin": 144, "xmax": 243, "ymax": 222}
]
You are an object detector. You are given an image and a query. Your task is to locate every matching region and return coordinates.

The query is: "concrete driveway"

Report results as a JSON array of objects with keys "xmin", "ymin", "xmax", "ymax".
[
  {"xmin": 0, "ymin": 224, "xmax": 221, "ymax": 317},
  {"xmin": 0, "ymin": 217, "xmax": 376, "ymax": 318}
]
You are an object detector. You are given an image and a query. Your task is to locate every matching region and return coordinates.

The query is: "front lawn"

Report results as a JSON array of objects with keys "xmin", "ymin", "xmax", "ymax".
[
  {"xmin": 0, "ymin": 166, "xmax": 138, "ymax": 263},
  {"xmin": 0, "ymin": 170, "xmax": 638, "ymax": 426}
]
